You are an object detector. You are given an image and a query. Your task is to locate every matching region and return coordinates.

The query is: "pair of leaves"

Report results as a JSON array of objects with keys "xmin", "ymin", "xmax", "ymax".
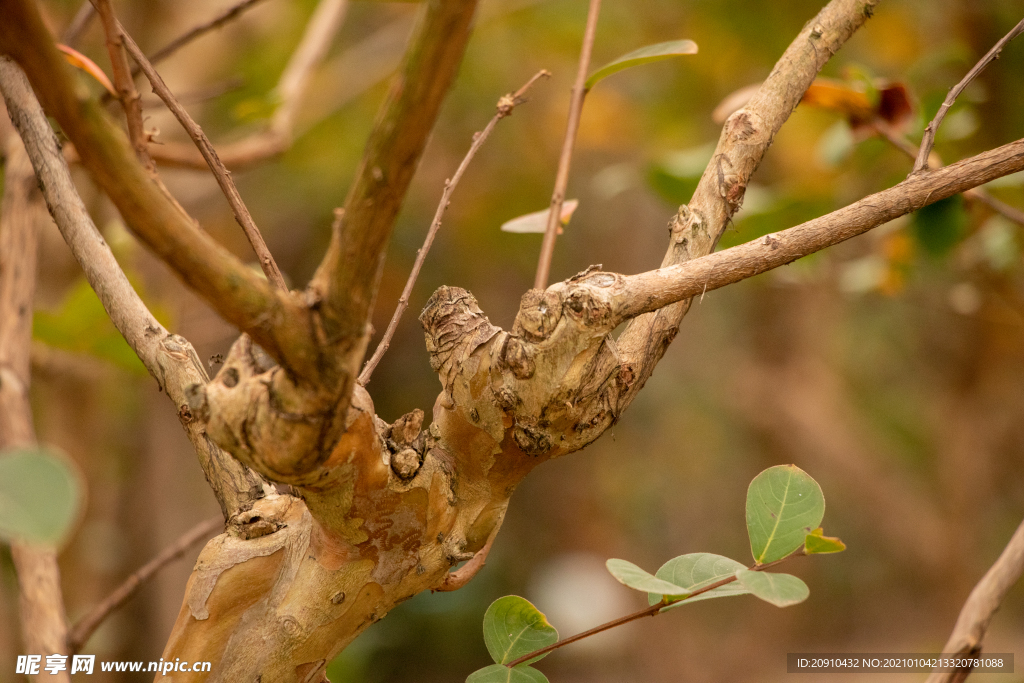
[
  {"xmin": 467, "ymin": 596, "xmax": 558, "ymax": 683},
  {"xmin": 500, "ymin": 39, "xmax": 698, "ymax": 235},
  {"xmin": 0, "ymin": 447, "xmax": 83, "ymax": 547},
  {"xmin": 608, "ymin": 465, "xmax": 843, "ymax": 610}
]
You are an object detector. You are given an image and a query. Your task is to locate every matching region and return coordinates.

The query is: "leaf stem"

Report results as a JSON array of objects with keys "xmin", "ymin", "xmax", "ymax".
[{"xmin": 505, "ymin": 547, "xmax": 807, "ymax": 668}]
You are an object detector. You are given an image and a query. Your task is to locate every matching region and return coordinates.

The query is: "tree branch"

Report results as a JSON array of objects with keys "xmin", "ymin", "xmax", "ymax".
[
  {"xmin": 118, "ymin": 23, "xmax": 287, "ymax": 290},
  {"xmin": 0, "ymin": 56, "xmax": 268, "ymax": 519},
  {"xmin": 614, "ymin": 0, "xmax": 879, "ymax": 410},
  {"xmin": 0, "ymin": 112, "xmax": 71, "ymax": 683},
  {"xmin": 309, "ymin": 0, "xmax": 479, "ymax": 375},
  {"xmin": 90, "ymin": 0, "xmax": 154, "ymax": 170},
  {"xmin": 359, "ymin": 70, "xmax": 550, "ymax": 385},
  {"xmin": 145, "ymin": 0, "xmax": 270, "ymax": 69},
  {"xmin": 533, "ymin": 0, "xmax": 601, "ymax": 290},
  {"xmin": 913, "ymin": 17, "xmax": 1024, "ymax": 174},
  {"xmin": 0, "ymin": 0, "xmax": 320, "ymax": 379},
  {"xmin": 924, "ymin": 517, "xmax": 1024, "ymax": 683},
  {"xmin": 68, "ymin": 516, "xmax": 224, "ymax": 653}
]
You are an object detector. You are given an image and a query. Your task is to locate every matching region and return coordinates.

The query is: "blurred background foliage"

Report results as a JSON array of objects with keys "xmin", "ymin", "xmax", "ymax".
[{"xmin": 2, "ymin": 0, "xmax": 1024, "ymax": 681}]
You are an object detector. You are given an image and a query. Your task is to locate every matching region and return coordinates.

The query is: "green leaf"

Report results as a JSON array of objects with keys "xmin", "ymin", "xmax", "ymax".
[
  {"xmin": 482, "ymin": 596, "xmax": 558, "ymax": 666},
  {"xmin": 606, "ymin": 558, "xmax": 688, "ymax": 597},
  {"xmin": 500, "ymin": 200, "xmax": 579, "ymax": 234},
  {"xmin": 0, "ymin": 447, "xmax": 83, "ymax": 546},
  {"xmin": 467, "ymin": 664, "xmax": 549, "ymax": 683},
  {"xmin": 585, "ymin": 40, "xmax": 698, "ymax": 90},
  {"xmin": 647, "ymin": 553, "xmax": 750, "ymax": 609},
  {"xmin": 746, "ymin": 465, "xmax": 825, "ymax": 564},
  {"xmin": 804, "ymin": 528, "xmax": 847, "ymax": 555},
  {"xmin": 734, "ymin": 570, "xmax": 809, "ymax": 607}
]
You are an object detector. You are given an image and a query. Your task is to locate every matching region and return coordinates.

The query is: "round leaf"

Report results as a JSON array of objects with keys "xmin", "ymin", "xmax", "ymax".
[
  {"xmin": 467, "ymin": 664, "xmax": 550, "ymax": 683},
  {"xmin": 0, "ymin": 447, "xmax": 83, "ymax": 546},
  {"xmin": 746, "ymin": 465, "xmax": 825, "ymax": 564},
  {"xmin": 648, "ymin": 553, "xmax": 750, "ymax": 609},
  {"xmin": 482, "ymin": 596, "xmax": 558, "ymax": 666},
  {"xmin": 606, "ymin": 558, "xmax": 689, "ymax": 596},
  {"xmin": 734, "ymin": 569, "xmax": 809, "ymax": 607},
  {"xmin": 585, "ymin": 40, "xmax": 698, "ymax": 91}
]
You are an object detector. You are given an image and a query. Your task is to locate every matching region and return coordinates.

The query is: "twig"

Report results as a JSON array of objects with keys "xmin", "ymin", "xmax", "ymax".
[
  {"xmin": 68, "ymin": 516, "xmax": 224, "ymax": 652},
  {"xmin": 358, "ymin": 70, "xmax": 550, "ymax": 385},
  {"xmin": 533, "ymin": 0, "xmax": 601, "ymax": 291},
  {"xmin": 924, "ymin": 517, "xmax": 1024, "ymax": 683},
  {"xmin": 90, "ymin": 0, "xmax": 154, "ymax": 170},
  {"xmin": 506, "ymin": 548, "xmax": 806, "ymax": 668},
  {"xmin": 119, "ymin": 25, "xmax": 287, "ymax": 290},
  {"xmin": 874, "ymin": 118, "xmax": 1024, "ymax": 227},
  {"xmin": 146, "ymin": 0, "xmax": 269, "ymax": 69},
  {"xmin": 435, "ymin": 525, "xmax": 502, "ymax": 592},
  {"xmin": 913, "ymin": 17, "xmax": 1024, "ymax": 174}
]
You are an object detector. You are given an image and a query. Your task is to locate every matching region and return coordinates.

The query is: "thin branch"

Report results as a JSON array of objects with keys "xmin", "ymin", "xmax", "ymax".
[
  {"xmin": 68, "ymin": 516, "xmax": 224, "ymax": 653},
  {"xmin": 924, "ymin": 517, "xmax": 1024, "ymax": 683},
  {"xmin": 359, "ymin": 70, "xmax": 550, "ymax": 385},
  {"xmin": 0, "ymin": 56, "xmax": 267, "ymax": 519},
  {"xmin": 146, "ymin": 0, "xmax": 269, "ymax": 68},
  {"xmin": 913, "ymin": 17, "xmax": 1024, "ymax": 174},
  {"xmin": 873, "ymin": 119, "xmax": 1024, "ymax": 227},
  {"xmin": 118, "ymin": 23, "xmax": 287, "ymax": 290},
  {"xmin": 90, "ymin": 0, "xmax": 154, "ymax": 170},
  {"xmin": 533, "ymin": 0, "xmax": 601, "ymax": 290},
  {"xmin": 506, "ymin": 548, "xmax": 807, "ymax": 668},
  {"xmin": 435, "ymin": 525, "xmax": 502, "ymax": 592}
]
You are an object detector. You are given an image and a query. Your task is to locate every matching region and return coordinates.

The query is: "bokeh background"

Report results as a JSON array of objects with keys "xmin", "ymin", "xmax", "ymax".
[{"xmin": 3, "ymin": 0, "xmax": 1024, "ymax": 681}]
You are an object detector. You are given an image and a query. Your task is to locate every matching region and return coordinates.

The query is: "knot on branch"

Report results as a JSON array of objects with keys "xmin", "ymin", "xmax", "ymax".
[
  {"xmin": 386, "ymin": 409, "xmax": 426, "ymax": 480},
  {"xmin": 204, "ymin": 335, "xmax": 347, "ymax": 484},
  {"xmin": 420, "ymin": 286, "xmax": 499, "ymax": 395}
]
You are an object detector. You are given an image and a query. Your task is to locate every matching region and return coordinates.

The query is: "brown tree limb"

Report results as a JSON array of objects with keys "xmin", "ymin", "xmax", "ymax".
[
  {"xmin": 613, "ymin": 0, "xmax": 880, "ymax": 412},
  {"xmin": 309, "ymin": 0, "xmax": 479, "ymax": 373},
  {"xmin": 0, "ymin": 114, "xmax": 71, "ymax": 683},
  {"xmin": 118, "ymin": 23, "xmax": 287, "ymax": 290},
  {"xmin": 924, "ymin": 517, "xmax": 1024, "ymax": 683},
  {"xmin": 913, "ymin": 17, "xmax": 1024, "ymax": 174},
  {"xmin": 359, "ymin": 69, "xmax": 550, "ymax": 385},
  {"xmin": 533, "ymin": 0, "xmax": 601, "ymax": 290},
  {"xmin": 89, "ymin": 0, "xmax": 154, "ymax": 171},
  {"xmin": 68, "ymin": 516, "xmax": 224, "ymax": 653},
  {"xmin": 0, "ymin": 0, "xmax": 319, "ymax": 379},
  {"xmin": 0, "ymin": 56, "xmax": 268, "ymax": 519}
]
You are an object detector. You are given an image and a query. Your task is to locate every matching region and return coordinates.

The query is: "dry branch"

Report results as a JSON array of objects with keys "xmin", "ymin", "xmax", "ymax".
[
  {"xmin": 90, "ymin": 0, "xmax": 153, "ymax": 170},
  {"xmin": 913, "ymin": 17, "xmax": 1024, "ymax": 173},
  {"xmin": 534, "ymin": 0, "xmax": 601, "ymax": 290},
  {"xmin": 925, "ymin": 517, "xmax": 1024, "ymax": 683},
  {"xmin": 359, "ymin": 69, "xmax": 550, "ymax": 385}
]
